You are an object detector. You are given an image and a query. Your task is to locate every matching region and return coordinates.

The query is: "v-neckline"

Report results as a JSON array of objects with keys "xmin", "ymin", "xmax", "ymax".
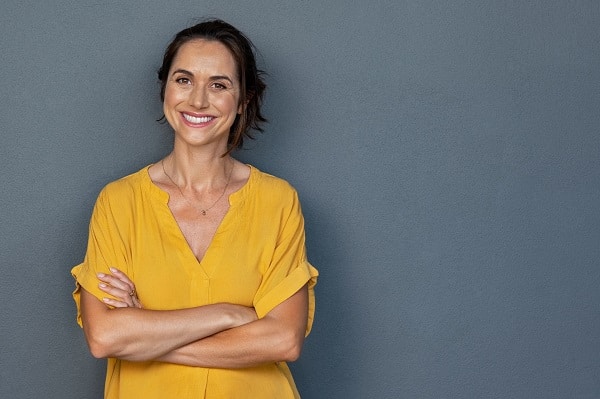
[
  {"xmin": 143, "ymin": 163, "xmax": 254, "ymax": 277},
  {"xmin": 174, "ymin": 204, "xmax": 231, "ymax": 273}
]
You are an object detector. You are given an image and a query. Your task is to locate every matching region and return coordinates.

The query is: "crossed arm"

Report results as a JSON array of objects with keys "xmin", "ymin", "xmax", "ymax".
[{"xmin": 80, "ymin": 268, "xmax": 309, "ymax": 368}]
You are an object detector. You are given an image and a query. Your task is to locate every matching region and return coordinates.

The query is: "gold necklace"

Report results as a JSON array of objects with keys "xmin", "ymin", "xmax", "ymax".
[{"xmin": 161, "ymin": 158, "xmax": 234, "ymax": 216}]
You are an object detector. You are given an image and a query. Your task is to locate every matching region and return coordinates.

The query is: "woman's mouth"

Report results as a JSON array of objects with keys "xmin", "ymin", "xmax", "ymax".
[{"xmin": 183, "ymin": 113, "xmax": 214, "ymax": 124}]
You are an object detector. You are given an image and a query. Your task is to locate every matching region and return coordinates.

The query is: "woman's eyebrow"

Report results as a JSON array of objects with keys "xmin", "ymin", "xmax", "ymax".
[
  {"xmin": 171, "ymin": 68, "xmax": 194, "ymax": 77},
  {"xmin": 210, "ymin": 75, "xmax": 234, "ymax": 83}
]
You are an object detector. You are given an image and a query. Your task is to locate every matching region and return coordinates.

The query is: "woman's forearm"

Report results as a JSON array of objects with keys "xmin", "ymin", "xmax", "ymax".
[
  {"xmin": 80, "ymin": 288, "xmax": 256, "ymax": 361},
  {"xmin": 156, "ymin": 317, "xmax": 303, "ymax": 368},
  {"xmin": 156, "ymin": 285, "xmax": 309, "ymax": 368}
]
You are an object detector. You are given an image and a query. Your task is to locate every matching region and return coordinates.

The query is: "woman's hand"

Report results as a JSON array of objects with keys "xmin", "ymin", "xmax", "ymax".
[{"xmin": 97, "ymin": 267, "xmax": 142, "ymax": 309}]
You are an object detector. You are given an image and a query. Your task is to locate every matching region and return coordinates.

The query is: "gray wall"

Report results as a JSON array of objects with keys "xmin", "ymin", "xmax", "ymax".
[{"xmin": 1, "ymin": 1, "xmax": 598, "ymax": 398}]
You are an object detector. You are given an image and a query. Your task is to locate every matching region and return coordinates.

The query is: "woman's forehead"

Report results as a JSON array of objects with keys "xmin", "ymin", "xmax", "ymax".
[{"xmin": 170, "ymin": 39, "xmax": 238, "ymax": 77}]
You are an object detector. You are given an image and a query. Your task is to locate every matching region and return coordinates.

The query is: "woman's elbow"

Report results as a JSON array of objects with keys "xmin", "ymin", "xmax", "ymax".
[
  {"xmin": 85, "ymin": 334, "xmax": 112, "ymax": 359},
  {"xmin": 279, "ymin": 331, "xmax": 305, "ymax": 362},
  {"xmin": 88, "ymin": 342, "xmax": 110, "ymax": 359},
  {"xmin": 283, "ymin": 344, "xmax": 303, "ymax": 362},
  {"xmin": 83, "ymin": 324, "xmax": 118, "ymax": 359}
]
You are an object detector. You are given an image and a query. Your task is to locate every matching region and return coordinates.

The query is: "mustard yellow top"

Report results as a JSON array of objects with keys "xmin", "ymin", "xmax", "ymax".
[{"xmin": 71, "ymin": 165, "xmax": 318, "ymax": 399}]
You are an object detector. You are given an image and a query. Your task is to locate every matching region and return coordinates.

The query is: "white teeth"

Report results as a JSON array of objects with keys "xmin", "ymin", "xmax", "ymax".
[{"xmin": 184, "ymin": 114, "xmax": 212, "ymax": 124}]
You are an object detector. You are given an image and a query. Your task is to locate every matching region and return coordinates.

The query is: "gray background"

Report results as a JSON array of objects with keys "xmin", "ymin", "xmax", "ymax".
[{"xmin": 1, "ymin": 1, "xmax": 599, "ymax": 398}]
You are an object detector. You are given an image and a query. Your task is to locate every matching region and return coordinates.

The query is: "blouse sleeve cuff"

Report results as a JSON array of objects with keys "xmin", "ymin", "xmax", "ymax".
[
  {"xmin": 254, "ymin": 261, "xmax": 319, "ymax": 335},
  {"xmin": 71, "ymin": 263, "xmax": 107, "ymax": 327}
]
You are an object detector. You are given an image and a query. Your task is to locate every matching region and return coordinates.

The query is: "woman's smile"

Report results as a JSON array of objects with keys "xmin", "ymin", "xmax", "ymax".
[{"xmin": 181, "ymin": 112, "xmax": 215, "ymax": 126}]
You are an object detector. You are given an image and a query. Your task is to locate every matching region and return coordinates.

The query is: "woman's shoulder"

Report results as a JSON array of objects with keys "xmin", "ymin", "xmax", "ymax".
[
  {"xmin": 249, "ymin": 165, "xmax": 298, "ymax": 198},
  {"xmin": 98, "ymin": 165, "xmax": 152, "ymax": 201},
  {"xmin": 243, "ymin": 165, "xmax": 304, "ymax": 218}
]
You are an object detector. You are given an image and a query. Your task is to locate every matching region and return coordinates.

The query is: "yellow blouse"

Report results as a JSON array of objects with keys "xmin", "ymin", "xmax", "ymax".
[{"xmin": 71, "ymin": 165, "xmax": 318, "ymax": 399}]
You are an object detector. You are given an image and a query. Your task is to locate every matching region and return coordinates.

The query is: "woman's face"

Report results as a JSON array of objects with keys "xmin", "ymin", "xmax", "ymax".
[{"xmin": 163, "ymin": 39, "xmax": 241, "ymax": 149}]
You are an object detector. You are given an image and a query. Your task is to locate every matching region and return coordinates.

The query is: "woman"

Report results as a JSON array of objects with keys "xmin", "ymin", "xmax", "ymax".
[{"xmin": 71, "ymin": 19, "xmax": 318, "ymax": 399}]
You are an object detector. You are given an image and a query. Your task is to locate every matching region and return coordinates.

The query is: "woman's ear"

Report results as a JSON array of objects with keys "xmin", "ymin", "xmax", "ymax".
[{"xmin": 238, "ymin": 92, "xmax": 253, "ymax": 114}]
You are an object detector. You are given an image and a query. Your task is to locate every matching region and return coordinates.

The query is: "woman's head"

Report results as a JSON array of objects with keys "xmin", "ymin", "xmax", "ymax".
[{"xmin": 158, "ymin": 19, "xmax": 267, "ymax": 153}]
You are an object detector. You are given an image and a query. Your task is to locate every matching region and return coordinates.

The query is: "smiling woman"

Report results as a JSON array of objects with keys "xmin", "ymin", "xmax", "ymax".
[{"xmin": 70, "ymin": 19, "xmax": 318, "ymax": 399}]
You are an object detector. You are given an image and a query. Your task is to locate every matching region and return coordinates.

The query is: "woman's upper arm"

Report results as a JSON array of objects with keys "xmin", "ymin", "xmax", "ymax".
[
  {"xmin": 264, "ymin": 283, "xmax": 309, "ymax": 362},
  {"xmin": 263, "ymin": 284, "xmax": 309, "ymax": 344},
  {"xmin": 79, "ymin": 287, "xmax": 112, "ymax": 357}
]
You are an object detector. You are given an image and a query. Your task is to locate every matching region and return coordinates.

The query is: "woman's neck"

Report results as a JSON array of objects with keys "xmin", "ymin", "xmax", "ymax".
[{"xmin": 164, "ymin": 145, "xmax": 233, "ymax": 190}]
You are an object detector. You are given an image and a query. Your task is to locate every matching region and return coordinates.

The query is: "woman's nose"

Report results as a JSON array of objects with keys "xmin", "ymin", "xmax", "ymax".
[{"xmin": 189, "ymin": 85, "xmax": 209, "ymax": 108}]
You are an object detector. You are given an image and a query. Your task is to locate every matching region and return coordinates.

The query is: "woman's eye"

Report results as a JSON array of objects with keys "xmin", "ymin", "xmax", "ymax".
[
  {"xmin": 211, "ymin": 82, "xmax": 227, "ymax": 90},
  {"xmin": 175, "ymin": 77, "xmax": 191, "ymax": 85}
]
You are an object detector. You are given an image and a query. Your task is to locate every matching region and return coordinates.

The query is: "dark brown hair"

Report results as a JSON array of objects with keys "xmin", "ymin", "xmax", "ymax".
[{"xmin": 158, "ymin": 19, "xmax": 267, "ymax": 154}]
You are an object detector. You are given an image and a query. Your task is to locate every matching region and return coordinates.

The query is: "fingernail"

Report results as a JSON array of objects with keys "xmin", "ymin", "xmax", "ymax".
[
  {"xmin": 102, "ymin": 298, "xmax": 110, "ymax": 303},
  {"xmin": 99, "ymin": 283, "xmax": 107, "ymax": 288},
  {"xmin": 97, "ymin": 273, "xmax": 105, "ymax": 278},
  {"xmin": 110, "ymin": 267, "xmax": 118, "ymax": 273}
]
